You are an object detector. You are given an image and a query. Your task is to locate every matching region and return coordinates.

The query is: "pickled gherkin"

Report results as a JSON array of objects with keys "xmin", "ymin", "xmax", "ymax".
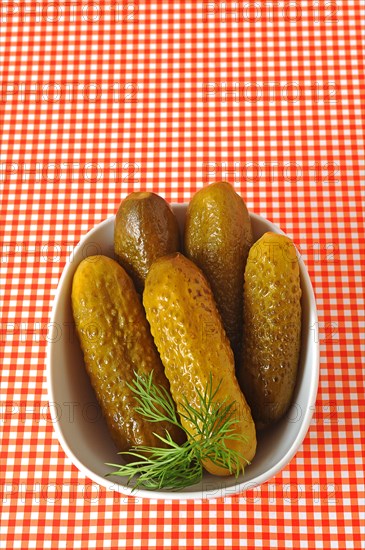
[
  {"xmin": 184, "ymin": 181, "xmax": 253, "ymax": 359},
  {"xmin": 114, "ymin": 192, "xmax": 180, "ymax": 293},
  {"xmin": 71, "ymin": 255, "xmax": 183, "ymax": 452},
  {"xmin": 143, "ymin": 252, "xmax": 257, "ymax": 476},
  {"xmin": 239, "ymin": 232, "xmax": 302, "ymax": 428}
]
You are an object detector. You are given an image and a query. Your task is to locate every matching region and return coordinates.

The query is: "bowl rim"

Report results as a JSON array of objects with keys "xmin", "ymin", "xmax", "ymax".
[{"xmin": 46, "ymin": 208, "xmax": 319, "ymax": 500}]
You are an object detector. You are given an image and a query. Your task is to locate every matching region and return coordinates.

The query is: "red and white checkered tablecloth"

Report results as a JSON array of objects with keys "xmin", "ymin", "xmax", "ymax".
[{"xmin": 1, "ymin": 0, "xmax": 364, "ymax": 547}]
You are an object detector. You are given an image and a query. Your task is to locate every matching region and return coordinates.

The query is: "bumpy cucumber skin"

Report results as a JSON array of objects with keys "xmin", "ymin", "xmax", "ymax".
[
  {"xmin": 143, "ymin": 252, "xmax": 256, "ymax": 476},
  {"xmin": 71, "ymin": 255, "xmax": 183, "ymax": 452},
  {"xmin": 114, "ymin": 192, "xmax": 180, "ymax": 293},
  {"xmin": 239, "ymin": 232, "xmax": 302, "ymax": 429},
  {"xmin": 184, "ymin": 181, "xmax": 253, "ymax": 360}
]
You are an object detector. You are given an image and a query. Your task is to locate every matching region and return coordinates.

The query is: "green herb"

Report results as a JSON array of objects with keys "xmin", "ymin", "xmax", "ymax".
[{"xmin": 106, "ymin": 372, "xmax": 249, "ymax": 491}]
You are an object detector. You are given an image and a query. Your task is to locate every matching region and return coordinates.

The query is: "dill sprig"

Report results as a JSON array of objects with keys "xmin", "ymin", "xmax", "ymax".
[{"xmin": 106, "ymin": 372, "xmax": 249, "ymax": 491}]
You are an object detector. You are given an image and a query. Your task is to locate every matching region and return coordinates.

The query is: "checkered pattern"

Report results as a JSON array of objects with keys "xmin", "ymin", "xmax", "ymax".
[{"xmin": 1, "ymin": 0, "xmax": 364, "ymax": 548}]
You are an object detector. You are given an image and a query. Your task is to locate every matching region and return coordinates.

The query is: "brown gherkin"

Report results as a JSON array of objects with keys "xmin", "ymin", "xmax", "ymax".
[{"xmin": 114, "ymin": 192, "xmax": 180, "ymax": 293}]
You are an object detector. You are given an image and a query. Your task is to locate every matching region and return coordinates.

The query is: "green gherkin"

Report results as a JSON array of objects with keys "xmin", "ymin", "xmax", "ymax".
[
  {"xmin": 184, "ymin": 181, "xmax": 253, "ymax": 360},
  {"xmin": 239, "ymin": 232, "xmax": 302, "ymax": 429},
  {"xmin": 71, "ymin": 255, "xmax": 184, "ymax": 452}
]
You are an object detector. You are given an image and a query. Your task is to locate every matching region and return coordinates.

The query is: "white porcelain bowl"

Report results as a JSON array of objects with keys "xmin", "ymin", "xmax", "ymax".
[{"xmin": 47, "ymin": 205, "xmax": 319, "ymax": 500}]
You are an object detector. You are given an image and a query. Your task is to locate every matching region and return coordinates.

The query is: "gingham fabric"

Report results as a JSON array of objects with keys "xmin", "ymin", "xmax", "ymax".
[{"xmin": 1, "ymin": 1, "xmax": 364, "ymax": 548}]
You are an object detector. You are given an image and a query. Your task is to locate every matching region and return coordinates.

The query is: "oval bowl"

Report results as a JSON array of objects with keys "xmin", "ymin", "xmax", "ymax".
[{"xmin": 47, "ymin": 204, "xmax": 319, "ymax": 500}]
